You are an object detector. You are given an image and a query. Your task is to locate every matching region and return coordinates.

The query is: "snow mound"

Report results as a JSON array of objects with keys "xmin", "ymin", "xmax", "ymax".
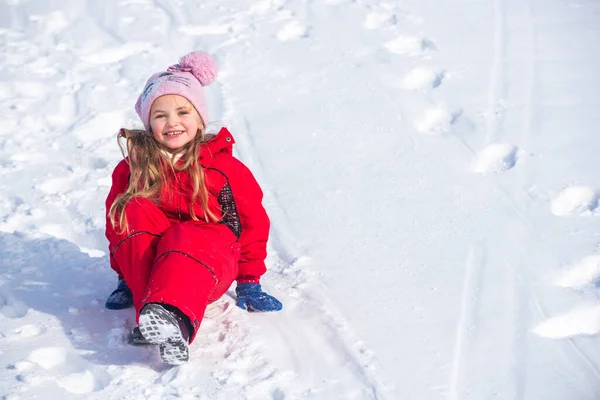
[
  {"xmin": 414, "ymin": 106, "xmax": 454, "ymax": 134},
  {"xmin": 276, "ymin": 21, "xmax": 309, "ymax": 41},
  {"xmin": 364, "ymin": 12, "xmax": 395, "ymax": 30},
  {"xmin": 473, "ymin": 144, "xmax": 519, "ymax": 174},
  {"xmin": 400, "ymin": 67, "xmax": 445, "ymax": 90},
  {"xmin": 384, "ymin": 35, "xmax": 435, "ymax": 56},
  {"xmin": 532, "ymin": 304, "xmax": 600, "ymax": 339},
  {"xmin": 556, "ymin": 255, "xmax": 600, "ymax": 288},
  {"xmin": 551, "ymin": 186, "xmax": 598, "ymax": 216}
]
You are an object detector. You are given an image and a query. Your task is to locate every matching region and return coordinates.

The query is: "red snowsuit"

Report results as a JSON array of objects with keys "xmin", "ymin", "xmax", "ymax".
[{"xmin": 105, "ymin": 128, "xmax": 269, "ymax": 341}]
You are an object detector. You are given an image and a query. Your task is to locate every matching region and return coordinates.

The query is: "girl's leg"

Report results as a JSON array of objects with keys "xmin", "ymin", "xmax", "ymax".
[
  {"xmin": 143, "ymin": 223, "xmax": 239, "ymax": 343},
  {"xmin": 107, "ymin": 198, "xmax": 171, "ymax": 316}
]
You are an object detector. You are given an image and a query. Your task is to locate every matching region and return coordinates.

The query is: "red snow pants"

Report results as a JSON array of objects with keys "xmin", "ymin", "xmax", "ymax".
[{"xmin": 107, "ymin": 198, "xmax": 240, "ymax": 342}]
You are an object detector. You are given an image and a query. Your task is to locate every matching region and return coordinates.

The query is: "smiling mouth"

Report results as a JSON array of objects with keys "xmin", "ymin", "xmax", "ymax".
[{"xmin": 165, "ymin": 131, "xmax": 184, "ymax": 137}]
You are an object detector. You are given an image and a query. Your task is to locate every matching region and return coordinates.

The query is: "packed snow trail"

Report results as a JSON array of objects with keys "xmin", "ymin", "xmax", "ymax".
[{"xmin": 1, "ymin": 0, "xmax": 600, "ymax": 399}]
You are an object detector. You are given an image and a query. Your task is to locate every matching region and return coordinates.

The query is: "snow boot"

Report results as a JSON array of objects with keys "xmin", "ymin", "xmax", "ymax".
[
  {"xmin": 105, "ymin": 279, "xmax": 134, "ymax": 310},
  {"xmin": 128, "ymin": 326, "xmax": 152, "ymax": 346},
  {"xmin": 138, "ymin": 303, "xmax": 192, "ymax": 365}
]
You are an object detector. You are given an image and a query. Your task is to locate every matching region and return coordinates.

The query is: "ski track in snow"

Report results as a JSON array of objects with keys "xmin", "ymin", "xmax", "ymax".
[
  {"xmin": 386, "ymin": 0, "xmax": 599, "ymax": 397},
  {"xmin": 480, "ymin": 3, "xmax": 600, "ymax": 390},
  {"xmin": 450, "ymin": 0, "xmax": 600, "ymax": 396},
  {"xmin": 383, "ymin": 0, "xmax": 532, "ymax": 396}
]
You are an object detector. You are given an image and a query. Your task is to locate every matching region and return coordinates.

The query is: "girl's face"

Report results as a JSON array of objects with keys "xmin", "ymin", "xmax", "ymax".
[{"xmin": 149, "ymin": 95, "xmax": 203, "ymax": 152}]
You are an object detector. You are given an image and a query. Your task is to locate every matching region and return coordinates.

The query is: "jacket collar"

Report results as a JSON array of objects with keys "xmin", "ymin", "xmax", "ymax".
[{"xmin": 199, "ymin": 127, "xmax": 235, "ymax": 164}]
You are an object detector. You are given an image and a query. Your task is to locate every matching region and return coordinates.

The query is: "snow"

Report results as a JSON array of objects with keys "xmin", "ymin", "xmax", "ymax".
[
  {"xmin": 550, "ymin": 186, "xmax": 599, "ymax": 217},
  {"xmin": 1, "ymin": 0, "xmax": 600, "ymax": 398},
  {"xmin": 557, "ymin": 255, "xmax": 600, "ymax": 289},
  {"xmin": 399, "ymin": 66, "xmax": 445, "ymax": 91},
  {"xmin": 473, "ymin": 143, "xmax": 519, "ymax": 174}
]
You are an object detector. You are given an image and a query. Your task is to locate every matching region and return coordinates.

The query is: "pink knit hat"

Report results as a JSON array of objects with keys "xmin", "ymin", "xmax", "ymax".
[{"xmin": 135, "ymin": 51, "xmax": 217, "ymax": 130}]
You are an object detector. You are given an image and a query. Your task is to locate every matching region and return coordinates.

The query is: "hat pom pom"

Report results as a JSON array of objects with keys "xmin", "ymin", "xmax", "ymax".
[{"xmin": 179, "ymin": 51, "xmax": 217, "ymax": 86}]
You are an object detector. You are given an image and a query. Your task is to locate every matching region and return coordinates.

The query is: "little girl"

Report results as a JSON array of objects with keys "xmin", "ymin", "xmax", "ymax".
[{"xmin": 104, "ymin": 51, "xmax": 282, "ymax": 365}]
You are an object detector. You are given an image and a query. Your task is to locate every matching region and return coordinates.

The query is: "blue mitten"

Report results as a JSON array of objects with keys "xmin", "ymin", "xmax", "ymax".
[
  {"xmin": 105, "ymin": 279, "xmax": 134, "ymax": 310},
  {"xmin": 235, "ymin": 284, "xmax": 282, "ymax": 312}
]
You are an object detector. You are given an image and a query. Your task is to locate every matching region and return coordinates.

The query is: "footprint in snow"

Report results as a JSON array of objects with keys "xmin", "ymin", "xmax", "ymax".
[
  {"xmin": 72, "ymin": 110, "xmax": 126, "ymax": 142},
  {"xmin": 12, "ymin": 81, "xmax": 50, "ymax": 99},
  {"xmin": 10, "ymin": 150, "xmax": 50, "ymax": 166},
  {"xmin": 532, "ymin": 304, "xmax": 600, "ymax": 339},
  {"xmin": 24, "ymin": 347, "xmax": 112, "ymax": 394},
  {"xmin": 5, "ymin": 324, "xmax": 45, "ymax": 341},
  {"xmin": 533, "ymin": 256, "xmax": 600, "ymax": 340},
  {"xmin": 364, "ymin": 12, "xmax": 398, "ymax": 30},
  {"xmin": 555, "ymin": 255, "xmax": 600, "ymax": 289},
  {"xmin": 80, "ymin": 42, "xmax": 154, "ymax": 64},
  {"xmin": 473, "ymin": 143, "xmax": 519, "ymax": 174},
  {"xmin": 550, "ymin": 186, "xmax": 599, "ymax": 216},
  {"xmin": 178, "ymin": 23, "xmax": 232, "ymax": 36},
  {"xmin": 384, "ymin": 35, "xmax": 435, "ymax": 57},
  {"xmin": 9, "ymin": 360, "xmax": 36, "ymax": 372},
  {"xmin": 400, "ymin": 66, "xmax": 445, "ymax": 90},
  {"xmin": 37, "ymin": 175, "xmax": 79, "ymax": 195},
  {"xmin": 276, "ymin": 20, "xmax": 309, "ymax": 41},
  {"xmin": 414, "ymin": 106, "xmax": 458, "ymax": 134},
  {"xmin": 28, "ymin": 347, "xmax": 67, "ymax": 369}
]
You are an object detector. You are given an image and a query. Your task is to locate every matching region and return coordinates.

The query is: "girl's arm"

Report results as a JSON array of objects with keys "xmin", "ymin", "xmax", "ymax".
[
  {"xmin": 227, "ymin": 158, "xmax": 270, "ymax": 284},
  {"xmin": 105, "ymin": 160, "xmax": 130, "ymax": 276}
]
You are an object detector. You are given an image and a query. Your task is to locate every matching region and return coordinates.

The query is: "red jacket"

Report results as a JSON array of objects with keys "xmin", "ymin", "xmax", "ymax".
[{"xmin": 105, "ymin": 127, "xmax": 270, "ymax": 283}]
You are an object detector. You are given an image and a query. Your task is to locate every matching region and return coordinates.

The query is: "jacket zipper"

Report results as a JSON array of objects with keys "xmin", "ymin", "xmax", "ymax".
[
  {"xmin": 172, "ymin": 169, "xmax": 182, "ymax": 221},
  {"xmin": 177, "ymin": 178, "xmax": 183, "ymax": 220}
]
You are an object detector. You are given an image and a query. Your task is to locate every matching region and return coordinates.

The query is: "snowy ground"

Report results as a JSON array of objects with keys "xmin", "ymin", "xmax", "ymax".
[{"xmin": 1, "ymin": 0, "xmax": 600, "ymax": 398}]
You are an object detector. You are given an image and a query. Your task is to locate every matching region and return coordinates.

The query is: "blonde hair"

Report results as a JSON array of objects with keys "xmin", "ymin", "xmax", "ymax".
[{"xmin": 108, "ymin": 118, "xmax": 220, "ymax": 234}]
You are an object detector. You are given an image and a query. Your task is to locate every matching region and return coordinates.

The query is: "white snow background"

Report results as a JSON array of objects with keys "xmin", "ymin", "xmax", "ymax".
[{"xmin": 1, "ymin": 0, "xmax": 600, "ymax": 398}]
